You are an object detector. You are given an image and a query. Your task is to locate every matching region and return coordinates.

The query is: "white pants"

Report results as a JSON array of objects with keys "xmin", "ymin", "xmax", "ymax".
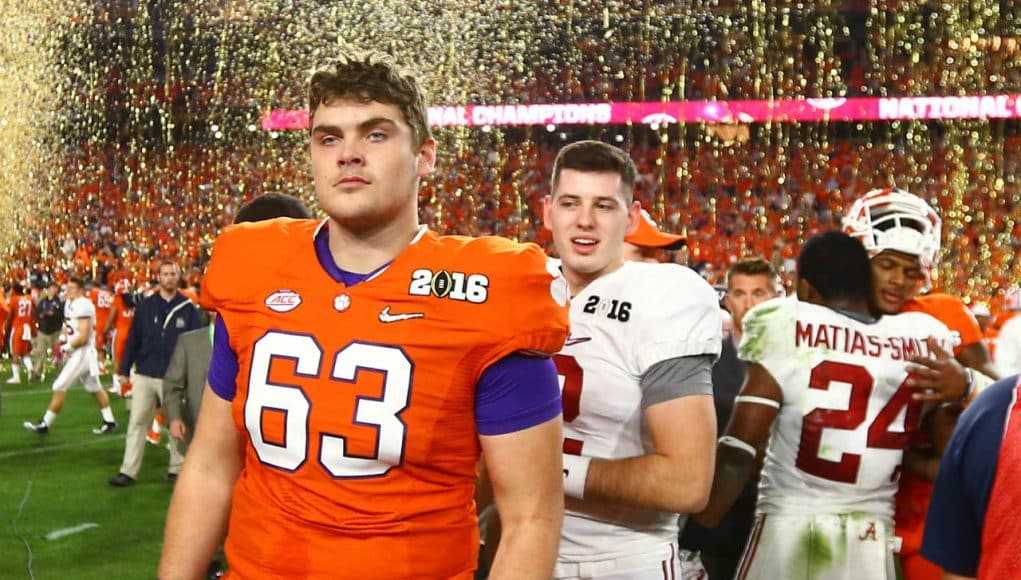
[
  {"xmin": 119, "ymin": 373, "xmax": 184, "ymax": 478},
  {"xmin": 735, "ymin": 513, "xmax": 896, "ymax": 580},
  {"xmin": 554, "ymin": 542, "xmax": 705, "ymax": 580},
  {"xmin": 52, "ymin": 346, "xmax": 101, "ymax": 393}
]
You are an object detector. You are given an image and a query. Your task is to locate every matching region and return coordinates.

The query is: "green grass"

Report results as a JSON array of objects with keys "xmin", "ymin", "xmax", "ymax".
[{"xmin": 0, "ymin": 369, "xmax": 175, "ymax": 579}]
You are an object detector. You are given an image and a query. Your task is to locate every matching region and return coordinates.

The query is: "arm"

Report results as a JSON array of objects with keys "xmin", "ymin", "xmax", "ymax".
[
  {"xmin": 162, "ymin": 337, "xmax": 188, "ymax": 440},
  {"xmin": 942, "ymin": 574, "xmax": 974, "ymax": 580},
  {"xmin": 158, "ymin": 388, "xmax": 242, "ymax": 579},
  {"xmin": 582, "ymin": 394, "xmax": 717, "ymax": 513},
  {"xmin": 480, "ymin": 417, "xmax": 563, "ymax": 580},
  {"xmin": 692, "ymin": 363, "xmax": 781, "ymax": 528}
]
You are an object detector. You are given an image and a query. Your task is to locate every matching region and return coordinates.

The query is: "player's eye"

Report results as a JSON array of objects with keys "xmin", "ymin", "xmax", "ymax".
[
  {"xmin": 320, "ymin": 135, "xmax": 339, "ymax": 145},
  {"xmin": 597, "ymin": 202, "xmax": 616, "ymax": 210},
  {"xmin": 368, "ymin": 130, "xmax": 387, "ymax": 141}
]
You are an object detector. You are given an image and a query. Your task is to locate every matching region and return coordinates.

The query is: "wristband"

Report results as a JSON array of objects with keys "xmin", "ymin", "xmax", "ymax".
[
  {"xmin": 719, "ymin": 435, "xmax": 758, "ymax": 458},
  {"xmin": 562, "ymin": 454, "xmax": 591, "ymax": 499}
]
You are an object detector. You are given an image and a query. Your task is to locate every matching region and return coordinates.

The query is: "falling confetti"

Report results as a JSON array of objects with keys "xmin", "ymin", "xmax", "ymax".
[{"xmin": 0, "ymin": 1, "xmax": 1017, "ymax": 301}]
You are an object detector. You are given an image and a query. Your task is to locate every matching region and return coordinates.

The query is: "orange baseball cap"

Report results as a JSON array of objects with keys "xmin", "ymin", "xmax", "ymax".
[{"xmin": 625, "ymin": 209, "xmax": 686, "ymax": 250}]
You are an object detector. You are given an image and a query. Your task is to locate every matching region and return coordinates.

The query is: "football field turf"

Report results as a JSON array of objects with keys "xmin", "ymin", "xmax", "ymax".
[{"xmin": 0, "ymin": 372, "xmax": 173, "ymax": 579}]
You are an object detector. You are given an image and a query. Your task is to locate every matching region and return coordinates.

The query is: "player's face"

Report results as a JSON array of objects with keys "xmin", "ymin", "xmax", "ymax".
[
  {"xmin": 725, "ymin": 273, "xmax": 777, "ymax": 334},
  {"xmin": 66, "ymin": 283, "xmax": 82, "ymax": 300},
  {"xmin": 870, "ymin": 250, "xmax": 926, "ymax": 314},
  {"xmin": 158, "ymin": 265, "xmax": 181, "ymax": 293},
  {"xmin": 310, "ymin": 99, "xmax": 436, "ymax": 233},
  {"xmin": 544, "ymin": 169, "xmax": 639, "ymax": 291}
]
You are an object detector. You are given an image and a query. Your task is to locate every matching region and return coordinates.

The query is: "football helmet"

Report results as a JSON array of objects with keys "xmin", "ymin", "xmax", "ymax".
[{"xmin": 842, "ymin": 188, "xmax": 942, "ymax": 269}]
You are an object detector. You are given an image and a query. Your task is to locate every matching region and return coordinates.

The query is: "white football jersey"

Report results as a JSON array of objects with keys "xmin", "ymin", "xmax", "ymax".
[
  {"xmin": 64, "ymin": 296, "xmax": 97, "ymax": 348},
  {"xmin": 557, "ymin": 261, "xmax": 722, "ymax": 561},
  {"xmin": 739, "ymin": 297, "xmax": 952, "ymax": 522}
]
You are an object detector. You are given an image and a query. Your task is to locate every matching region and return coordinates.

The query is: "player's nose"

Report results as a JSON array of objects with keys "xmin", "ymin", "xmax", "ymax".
[
  {"xmin": 575, "ymin": 204, "xmax": 595, "ymax": 228},
  {"xmin": 337, "ymin": 142, "xmax": 365, "ymax": 166}
]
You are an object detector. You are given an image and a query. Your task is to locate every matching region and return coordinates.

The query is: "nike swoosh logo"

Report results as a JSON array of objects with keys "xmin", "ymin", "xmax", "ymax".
[
  {"xmin": 564, "ymin": 336, "xmax": 592, "ymax": 346},
  {"xmin": 379, "ymin": 306, "xmax": 425, "ymax": 323}
]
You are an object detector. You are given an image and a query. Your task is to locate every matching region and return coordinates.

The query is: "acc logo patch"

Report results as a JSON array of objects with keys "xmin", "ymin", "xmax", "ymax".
[
  {"xmin": 409, "ymin": 269, "xmax": 489, "ymax": 303},
  {"xmin": 265, "ymin": 289, "xmax": 302, "ymax": 313}
]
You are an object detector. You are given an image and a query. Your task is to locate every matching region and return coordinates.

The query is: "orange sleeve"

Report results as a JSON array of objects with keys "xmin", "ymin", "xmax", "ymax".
[
  {"xmin": 465, "ymin": 239, "xmax": 570, "ymax": 371},
  {"xmin": 907, "ymin": 294, "xmax": 983, "ymax": 352},
  {"xmin": 201, "ymin": 218, "xmax": 312, "ymax": 313}
]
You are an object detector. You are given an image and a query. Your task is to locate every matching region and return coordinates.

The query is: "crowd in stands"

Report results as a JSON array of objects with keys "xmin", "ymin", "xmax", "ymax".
[
  {"xmin": 8, "ymin": 2, "xmax": 1021, "ymax": 312},
  {"xmin": 6, "ymin": 125, "xmax": 1019, "ymax": 311}
]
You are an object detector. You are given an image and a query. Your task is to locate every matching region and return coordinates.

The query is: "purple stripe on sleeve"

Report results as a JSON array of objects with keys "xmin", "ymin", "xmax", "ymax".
[
  {"xmin": 475, "ymin": 354, "xmax": 562, "ymax": 436},
  {"xmin": 207, "ymin": 316, "xmax": 239, "ymax": 401}
]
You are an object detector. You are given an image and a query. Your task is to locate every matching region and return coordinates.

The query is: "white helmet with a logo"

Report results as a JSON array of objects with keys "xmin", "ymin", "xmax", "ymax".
[{"xmin": 842, "ymin": 188, "xmax": 942, "ymax": 269}]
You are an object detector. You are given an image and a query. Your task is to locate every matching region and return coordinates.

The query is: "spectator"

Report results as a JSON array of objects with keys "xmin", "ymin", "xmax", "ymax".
[{"xmin": 108, "ymin": 260, "xmax": 202, "ymax": 487}]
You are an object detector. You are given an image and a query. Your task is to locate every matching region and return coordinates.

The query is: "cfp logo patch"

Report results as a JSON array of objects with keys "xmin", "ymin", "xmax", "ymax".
[{"xmin": 409, "ymin": 269, "xmax": 489, "ymax": 303}]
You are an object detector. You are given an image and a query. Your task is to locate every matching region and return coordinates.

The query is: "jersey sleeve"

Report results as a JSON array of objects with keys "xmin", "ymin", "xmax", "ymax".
[
  {"xmin": 737, "ymin": 297, "xmax": 793, "ymax": 370},
  {"xmin": 207, "ymin": 316, "xmax": 240, "ymax": 401},
  {"xmin": 200, "ymin": 218, "xmax": 311, "ymax": 314},
  {"xmin": 921, "ymin": 376, "xmax": 1015, "ymax": 576},
  {"xmin": 913, "ymin": 294, "xmax": 983, "ymax": 353},
  {"xmin": 632, "ymin": 264, "xmax": 722, "ymax": 374},
  {"xmin": 474, "ymin": 354, "xmax": 562, "ymax": 435},
  {"xmin": 469, "ymin": 240, "xmax": 570, "ymax": 371}
]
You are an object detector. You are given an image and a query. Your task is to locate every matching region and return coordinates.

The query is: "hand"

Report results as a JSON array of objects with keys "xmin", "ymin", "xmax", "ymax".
[
  {"xmin": 169, "ymin": 420, "xmax": 187, "ymax": 441},
  {"xmin": 117, "ymin": 375, "xmax": 129, "ymax": 386},
  {"xmin": 906, "ymin": 337, "xmax": 968, "ymax": 402},
  {"xmin": 60, "ymin": 342, "xmax": 73, "ymax": 354}
]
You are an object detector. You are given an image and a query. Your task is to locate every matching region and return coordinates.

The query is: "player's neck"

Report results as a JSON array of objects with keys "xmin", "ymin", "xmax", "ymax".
[
  {"xmin": 563, "ymin": 258, "xmax": 625, "ymax": 296},
  {"xmin": 823, "ymin": 298, "xmax": 871, "ymax": 319},
  {"xmin": 159, "ymin": 288, "xmax": 177, "ymax": 301},
  {"xmin": 326, "ymin": 216, "xmax": 420, "ymax": 274}
]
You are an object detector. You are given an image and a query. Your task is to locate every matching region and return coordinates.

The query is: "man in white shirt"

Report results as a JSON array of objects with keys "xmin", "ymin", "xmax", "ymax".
[
  {"xmin": 24, "ymin": 277, "xmax": 117, "ymax": 434},
  {"xmin": 544, "ymin": 140, "xmax": 721, "ymax": 579}
]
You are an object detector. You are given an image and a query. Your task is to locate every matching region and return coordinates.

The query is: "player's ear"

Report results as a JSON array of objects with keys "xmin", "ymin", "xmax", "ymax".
[
  {"xmin": 625, "ymin": 200, "xmax": 641, "ymax": 235},
  {"xmin": 542, "ymin": 195, "xmax": 554, "ymax": 231},
  {"xmin": 415, "ymin": 138, "xmax": 437, "ymax": 178}
]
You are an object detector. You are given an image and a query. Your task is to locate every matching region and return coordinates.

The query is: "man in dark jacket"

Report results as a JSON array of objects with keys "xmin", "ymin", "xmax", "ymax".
[
  {"xmin": 30, "ymin": 282, "xmax": 64, "ymax": 379},
  {"xmin": 109, "ymin": 260, "xmax": 201, "ymax": 487}
]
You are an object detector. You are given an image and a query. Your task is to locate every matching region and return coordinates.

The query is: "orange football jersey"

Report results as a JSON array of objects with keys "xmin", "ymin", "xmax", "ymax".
[
  {"xmin": 10, "ymin": 294, "xmax": 34, "ymax": 328},
  {"xmin": 112, "ymin": 293, "xmax": 135, "ymax": 364},
  {"xmin": 9, "ymin": 294, "xmax": 35, "ymax": 356},
  {"xmin": 902, "ymin": 293, "xmax": 982, "ymax": 356},
  {"xmin": 87, "ymin": 288, "xmax": 115, "ymax": 345},
  {"xmin": 202, "ymin": 219, "xmax": 569, "ymax": 579}
]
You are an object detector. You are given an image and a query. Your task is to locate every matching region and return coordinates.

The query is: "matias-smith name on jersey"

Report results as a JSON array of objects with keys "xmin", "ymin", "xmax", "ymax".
[
  {"xmin": 409, "ymin": 269, "xmax": 489, "ymax": 304},
  {"xmin": 795, "ymin": 320, "xmax": 942, "ymax": 360}
]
